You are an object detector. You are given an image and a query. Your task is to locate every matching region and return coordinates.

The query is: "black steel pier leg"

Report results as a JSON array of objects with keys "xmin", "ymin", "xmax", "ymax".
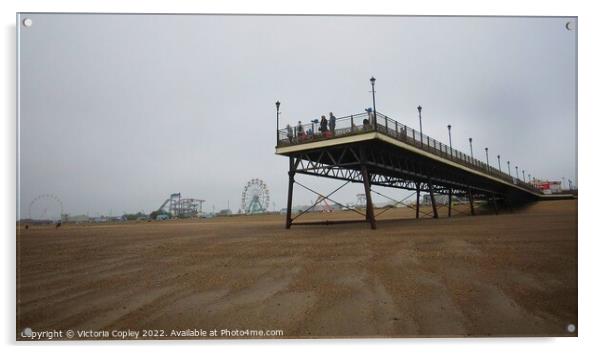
[
  {"xmin": 361, "ymin": 164, "xmax": 376, "ymax": 230},
  {"xmin": 468, "ymin": 189, "xmax": 475, "ymax": 216},
  {"xmin": 416, "ymin": 182, "xmax": 421, "ymax": 219},
  {"xmin": 285, "ymin": 157, "xmax": 296, "ymax": 229},
  {"xmin": 492, "ymin": 193, "xmax": 499, "ymax": 215},
  {"xmin": 448, "ymin": 188, "xmax": 452, "ymax": 217},
  {"xmin": 504, "ymin": 193, "xmax": 513, "ymax": 213},
  {"xmin": 428, "ymin": 182, "xmax": 439, "ymax": 219}
]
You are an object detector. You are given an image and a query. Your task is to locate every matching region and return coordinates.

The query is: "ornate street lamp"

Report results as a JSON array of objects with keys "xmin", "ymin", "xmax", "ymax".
[
  {"xmin": 370, "ymin": 76, "xmax": 376, "ymax": 118},
  {"xmin": 469, "ymin": 138, "xmax": 474, "ymax": 162},
  {"xmin": 275, "ymin": 100, "xmax": 281, "ymax": 144},
  {"xmin": 417, "ymin": 105, "xmax": 423, "ymax": 146},
  {"xmin": 485, "ymin": 147, "xmax": 489, "ymax": 171}
]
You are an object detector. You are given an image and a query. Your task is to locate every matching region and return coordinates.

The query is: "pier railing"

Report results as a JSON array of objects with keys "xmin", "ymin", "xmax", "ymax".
[{"xmin": 277, "ymin": 112, "xmax": 541, "ymax": 194}]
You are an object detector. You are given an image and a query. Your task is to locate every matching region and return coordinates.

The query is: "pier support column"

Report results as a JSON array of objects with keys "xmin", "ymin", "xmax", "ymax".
[
  {"xmin": 416, "ymin": 182, "xmax": 421, "ymax": 219},
  {"xmin": 361, "ymin": 165, "xmax": 376, "ymax": 229},
  {"xmin": 468, "ymin": 189, "xmax": 475, "ymax": 216},
  {"xmin": 492, "ymin": 193, "xmax": 499, "ymax": 215},
  {"xmin": 285, "ymin": 157, "xmax": 296, "ymax": 229},
  {"xmin": 359, "ymin": 147, "xmax": 376, "ymax": 229},
  {"xmin": 504, "ymin": 193, "xmax": 513, "ymax": 213},
  {"xmin": 428, "ymin": 182, "xmax": 439, "ymax": 219},
  {"xmin": 448, "ymin": 188, "xmax": 452, "ymax": 217}
]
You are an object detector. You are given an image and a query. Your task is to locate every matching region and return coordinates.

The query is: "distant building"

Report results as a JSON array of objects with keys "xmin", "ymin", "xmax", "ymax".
[
  {"xmin": 533, "ymin": 179, "xmax": 562, "ymax": 194},
  {"xmin": 422, "ymin": 195, "xmax": 446, "ymax": 206},
  {"xmin": 88, "ymin": 215, "xmax": 126, "ymax": 223},
  {"xmin": 67, "ymin": 214, "xmax": 90, "ymax": 223},
  {"xmin": 421, "ymin": 194, "xmax": 464, "ymax": 206},
  {"xmin": 217, "ymin": 209, "xmax": 232, "ymax": 216}
]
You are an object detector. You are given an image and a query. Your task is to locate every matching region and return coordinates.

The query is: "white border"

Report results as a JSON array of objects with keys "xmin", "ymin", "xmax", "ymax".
[{"xmin": 3, "ymin": 1, "xmax": 598, "ymax": 354}]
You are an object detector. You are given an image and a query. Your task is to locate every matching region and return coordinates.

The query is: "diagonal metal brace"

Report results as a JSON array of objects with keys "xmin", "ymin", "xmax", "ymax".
[
  {"xmin": 370, "ymin": 189, "xmax": 432, "ymax": 217},
  {"xmin": 291, "ymin": 180, "xmax": 366, "ymax": 222}
]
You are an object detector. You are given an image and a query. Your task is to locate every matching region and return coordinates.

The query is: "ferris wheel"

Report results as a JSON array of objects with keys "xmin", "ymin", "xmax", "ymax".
[
  {"xmin": 28, "ymin": 194, "xmax": 64, "ymax": 222},
  {"xmin": 241, "ymin": 179, "xmax": 270, "ymax": 214}
]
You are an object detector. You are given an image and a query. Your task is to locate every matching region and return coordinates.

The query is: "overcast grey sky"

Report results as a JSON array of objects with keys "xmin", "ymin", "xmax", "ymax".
[{"xmin": 17, "ymin": 14, "xmax": 577, "ymax": 218}]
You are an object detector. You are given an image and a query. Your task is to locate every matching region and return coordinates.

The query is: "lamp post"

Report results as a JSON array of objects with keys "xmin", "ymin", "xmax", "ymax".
[
  {"xmin": 485, "ymin": 147, "xmax": 489, "ymax": 171},
  {"xmin": 417, "ymin": 105, "xmax": 423, "ymax": 146},
  {"xmin": 370, "ymin": 77, "xmax": 376, "ymax": 123},
  {"xmin": 497, "ymin": 155, "xmax": 501, "ymax": 171},
  {"xmin": 447, "ymin": 124, "xmax": 452, "ymax": 157},
  {"xmin": 528, "ymin": 173, "xmax": 531, "ymax": 183},
  {"xmin": 507, "ymin": 161, "xmax": 511, "ymax": 176},
  {"xmin": 469, "ymin": 138, "xmax": 474, "ymax": 162},
  {"xmin": 515, "ymin": 166, "xmax": 519, "ymax": 180},
  {"xmin": 275, "ymin": 100, "xmax": 281, "ymax": 144},
  {"xmin": 522, "ymin": 170, "xmax": 525, "ymax": 182}
]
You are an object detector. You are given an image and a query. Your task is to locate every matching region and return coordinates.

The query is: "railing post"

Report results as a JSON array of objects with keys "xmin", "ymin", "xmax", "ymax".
[
  {"xmin": 351, "ymin": 115, "xmax": 354, "ymax": 132},
  {"xmin": 395, "ymin": 121, "xmax": 398, "ymax": 137}
]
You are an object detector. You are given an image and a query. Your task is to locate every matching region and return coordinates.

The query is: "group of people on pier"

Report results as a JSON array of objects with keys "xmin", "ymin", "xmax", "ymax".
[
  {"xmin": 285, "ymin": 108, "xmax": 378, "ymax": 143},
  {"xmin": 286, "ymin": 112, "xmax": 338, "ymax": 142}
]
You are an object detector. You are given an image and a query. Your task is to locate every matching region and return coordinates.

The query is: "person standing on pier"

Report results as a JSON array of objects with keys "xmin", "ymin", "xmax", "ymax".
[
  {"xmin": 297, "ymin": 120, "xmax": 305, "ymax": 139},
  {"xmin": 365, "ymin": 108, "xmax": 375, "ymax": 127},
  {"xmin": 286, "ymin": 124, "xmax": 293, "ymax": 143},
  {"xmin": 319, "ymin": 115, "xmax": 328, "ymax": 134},
  {"xmin": 329, "ymin": 112, "xmax": 336, "ymax": 135}
]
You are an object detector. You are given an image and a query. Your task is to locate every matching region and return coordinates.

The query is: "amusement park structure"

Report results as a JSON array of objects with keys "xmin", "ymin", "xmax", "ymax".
[
  {"xmin": 156, "ymin": 193, "xmax": 205, "ymax": 218},
  {"xmin": 241, "ymin": 179, "xmax": 270, "ymax": 214},
  {"xmin": 275, "ymin": 77, "xmax": 574, "ymax": 229},
  {"xmin": 27, "ymin": 194, "xmax": 64, "ymax": 222}
]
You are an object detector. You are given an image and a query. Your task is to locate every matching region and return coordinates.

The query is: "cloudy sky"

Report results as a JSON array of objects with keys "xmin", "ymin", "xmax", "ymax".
[{"xmin": 17, "ymin": 14, "xmax": 576, "ymax": 218}]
